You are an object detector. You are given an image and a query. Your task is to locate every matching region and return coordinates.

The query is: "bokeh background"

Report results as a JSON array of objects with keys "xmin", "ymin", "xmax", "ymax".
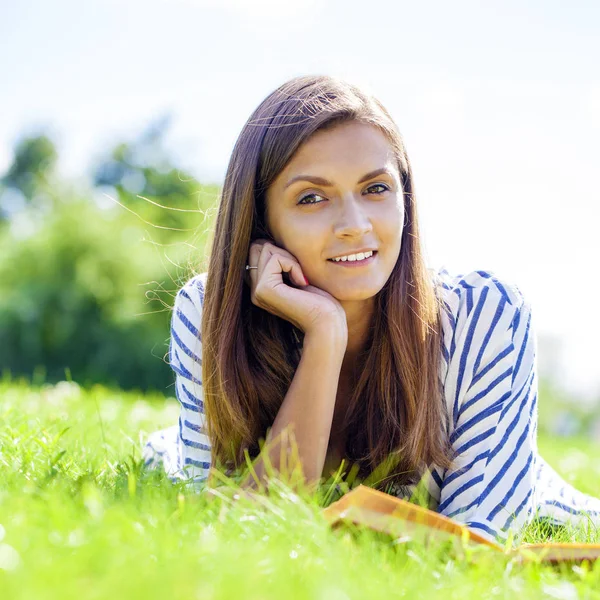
[{"xmin": 1, "ymin": 0, "xmax": 599, "ymax": 439}]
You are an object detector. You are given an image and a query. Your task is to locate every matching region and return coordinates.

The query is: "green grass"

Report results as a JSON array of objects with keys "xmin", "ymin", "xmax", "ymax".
[{"xmin": 2, "ymin": 377, "xmax": 600, "ymax": 599}]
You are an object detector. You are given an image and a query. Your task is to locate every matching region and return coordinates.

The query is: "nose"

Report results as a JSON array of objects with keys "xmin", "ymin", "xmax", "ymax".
[{"xmin": 332, "ymin": 193, "xmax": 373, "ymax": 237}]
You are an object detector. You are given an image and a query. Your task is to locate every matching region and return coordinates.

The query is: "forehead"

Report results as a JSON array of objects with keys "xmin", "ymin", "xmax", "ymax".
[{"xmin": 280, "ymin": 121, "xmax": 396, "ymax": 177}]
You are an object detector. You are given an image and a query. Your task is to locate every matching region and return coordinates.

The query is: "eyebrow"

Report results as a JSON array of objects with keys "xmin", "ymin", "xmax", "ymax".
[{"xmin": 283, "ymin": 167, "xmax": 396, "ymax": 190}]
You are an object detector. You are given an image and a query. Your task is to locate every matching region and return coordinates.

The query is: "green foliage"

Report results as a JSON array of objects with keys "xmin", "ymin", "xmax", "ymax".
[
  {"xmin": 0, "ymin": 133, "xmax": 58, "ymax": 201},
  {"xmin": 0, "ymin": 123, "xmax": 218, "ymax": 391},
  {"xmin": 0, "ymin": 195, "xmax": 169, "ymax": 390},
  {"xmin": 92, "ymin": 113, "xmax": 218, "ymax": 247}
]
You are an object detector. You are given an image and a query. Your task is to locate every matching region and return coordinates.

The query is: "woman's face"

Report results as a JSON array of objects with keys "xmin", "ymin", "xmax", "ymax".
[{"xmin": 265, "ymin": 120, "xmax": 405, "ymax": 302}]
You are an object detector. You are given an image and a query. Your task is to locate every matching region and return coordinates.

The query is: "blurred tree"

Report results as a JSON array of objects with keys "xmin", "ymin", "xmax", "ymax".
[
  {"xmin": 0, "ymin": 121, "xmax": 218, "ymax": 392},
  {"xmin": 92, "ymin": 113, "xmax": 218, "ymax": 246},
  {"xmin": 0, "ymin": 191, "xmax": 176, "ymax": 391},
  {"xmin": 0, "ymin": 134, "xmax": 58, "ymax": 218}
]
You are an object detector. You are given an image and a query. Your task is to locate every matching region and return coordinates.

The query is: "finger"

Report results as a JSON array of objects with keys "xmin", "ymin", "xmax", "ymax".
[
  {"xmin": 294, "ymin": 263, "xmax": 308, "ymax": 286},
  {"xmin": 263, "ymin": 251, "xmax": 301, "ymax": 289},
  {"xmin": 261, "ymin": 243, "xmax": 307, "ymax": 287},
  {"xmin": 246, "ymin": 242, "xmax": 263, "ymax": 289},
  {"xmin": 250, "ymin": 244, "xmax": 275, "ymax": 304},
  {"xmin": 256, "ymin": 241, "xmax": 274, "ymax": 279}
]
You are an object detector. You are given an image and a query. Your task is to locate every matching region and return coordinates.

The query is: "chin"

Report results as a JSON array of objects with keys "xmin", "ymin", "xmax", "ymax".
[{"xmin": 330, "ymin": 286, "xmax": 380, "ymax": 302}]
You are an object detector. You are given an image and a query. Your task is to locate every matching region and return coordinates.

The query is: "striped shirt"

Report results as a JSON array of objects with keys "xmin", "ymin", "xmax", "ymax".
[{"xmin": 143, "ymin": 267, "xmax": 600, "ymax": 545}]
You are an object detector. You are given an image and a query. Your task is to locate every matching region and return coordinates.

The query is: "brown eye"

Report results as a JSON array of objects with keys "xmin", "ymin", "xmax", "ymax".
[
  {"xmin": 366, "ymin": 183, "xmax": 389, "ymax": 194},
  {"xmin": 298, "ymin": 193, "xmax": 326, "ymax": 205}
]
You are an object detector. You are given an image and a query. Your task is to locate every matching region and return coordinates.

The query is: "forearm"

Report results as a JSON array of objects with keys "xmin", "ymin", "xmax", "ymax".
[{"xmin": 240, "ymin": 329, "xmax": 346, "ymax": 491}]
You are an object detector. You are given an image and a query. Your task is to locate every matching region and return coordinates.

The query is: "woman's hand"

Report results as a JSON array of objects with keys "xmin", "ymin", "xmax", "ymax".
[{"xmin": 245, "ymin": 239, "xmax": 348, "ymax": 341}]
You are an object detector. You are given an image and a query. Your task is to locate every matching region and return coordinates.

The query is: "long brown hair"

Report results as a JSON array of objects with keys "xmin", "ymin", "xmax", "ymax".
[{"xmin": 201, "ymin": 74, "xmax": 453, "ymax": 492}]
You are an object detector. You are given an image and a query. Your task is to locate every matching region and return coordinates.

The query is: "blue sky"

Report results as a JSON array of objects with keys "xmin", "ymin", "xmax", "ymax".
[{"xmin": 2, "ymin": 0, "xmax": 600, "ymax": 398}]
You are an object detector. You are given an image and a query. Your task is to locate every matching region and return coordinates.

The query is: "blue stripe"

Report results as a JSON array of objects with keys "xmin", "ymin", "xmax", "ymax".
[
  {"xmin": 444, "ymin": 301, "xmax": 457, "ymax": 362},
  {"xmin": 543, "ymin": 500, "xmax": 600, "ymax": 517},
  {"xmin": 441, "ymin": 341, "xmax": 449, "ymax": 366},
  {"xmin": 460, "ymin": 384, "xmax": 510, "ymax": 420},
  {"xmin": 471, "ymin": 345, "xmax": 514, "ymax": 388},
  {"xmin": 455, "ymin": 395, "xmax": 535, "ymax": 515},
  {"xmin": 487, "ymin": 451, "xmax": 534, "ymax": 521},
  {"xmin": 499, "ymin": 365, "xmax": 534, "ymax": 422},
  {"xmin": 467, "ymin": 521, "xmax": 499, "ymax": 540},
  {"xmin": 450, "ymin": 400, "xmax": 503, "ymax": 445},
  {"xmin": 443, "ymin": 450, "xmax": 489, "ymax": 487},
  {"xmin": 431, "ymin": 469, "xmax": 443, "ymax": 489},
  {"xmin": 453, "ymin": 286, "xmax": 489, "ymax": 425},
  {"xmin": 194, "ymin": 278, "xmax": 205, "ymax": 304},
  {"xmin": 172, "ymin": 348, "xmax": 202, "ymax": 385},
  {"xmin": 438, "ymin": 474, "xmax": 484, "ymax": 513},
  {"xmin": 475, "ymin": 270, "xmax": 492, "ymax": 280},
  {"xmin": 457, "ymin": 282, "xmax": 474, "ymax": 316},
  {"xmin": 443, "ymin": 300, "xmax": 455, "ymax": 325},
  {"xmin": 472, "ymin": 296, "xmax": 506, "ymax": 378},
  {"xmin": 184, "ymin": 457, "xmax": 211, "ymax": 469},
  {"xmin": 181, "ymin": 381, "xmax": 204, "ymax": 411},
  {"xmin": 184, "ymin": 419, "xmax": 206, "ymax": 435},
  {"xmin": 536, "ymin": 463, "xmax": 543, "ymax": 481},
  {"xmin": 144, "ymin": 439, "xmax": 166, "ymax": 455},
  {"xmin": 179, "ymin": 288, "xmax": 192, "ymax": 303},
  {"xmin": 502, "ymin": 488, "xmax": 533, "ymax": 530},
  {"xmin": 179, "ymin": 399, "xmax": 199, "ymax": 413},
  {"xmin": 179, "ymin": 411, "xmax": 209, "ymax": 454},
  {"xmin": 511, "ymin": 310, "xmax": 531, "ymax": 387},
  {"xmin": 487, "ymin": 390, "xmax": 531, "ymax": 465},
  {"xmin": 511, "ymin": 302, "xmax": 521, "ymax": 333},
  {"xmin": 171, "ymin": 325, "xmax": 202, "ymax": 363},
  {"xmin": 492, "ymin": 280, "xmax": 512, "ymax": 306},
  {"xmin": 489, "ymin": 390, "xmax": 537, "ymax": 468},
  {"xmin": 181, "ymin": 436, "xmax": 211, "ymax": 451},
  {"xmin": 454, "ymin": 426, "xmax": 495, "ymax": 456},
  {"xmin": 467, "ymin": 286, "xmax": 473, "ymax": 315},
  {"xmin": 171, "ymin": 361, "xmax": 202, "ymax": 386},
  {"xmin": 175, "ymin": 301, "xmax": 200, "ymax": 337}
]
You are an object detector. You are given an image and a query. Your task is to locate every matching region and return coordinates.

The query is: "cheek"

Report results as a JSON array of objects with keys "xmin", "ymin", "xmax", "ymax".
[
  {"xmin": 266, "ymin": 208, "xmax": 295, "ymax": 248},
  {"xmin": 379, "ymin": 203, "xmax": 405, "ymax": 243},
  {"xmin": 276, "ymin": 217, "xmax": 324, "ymax": 260}
]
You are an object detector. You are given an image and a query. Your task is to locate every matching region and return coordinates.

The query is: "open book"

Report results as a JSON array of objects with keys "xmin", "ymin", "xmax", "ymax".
[{"xmin": 322, "ymin": 485, "xmax": 600, "ymax": 564}]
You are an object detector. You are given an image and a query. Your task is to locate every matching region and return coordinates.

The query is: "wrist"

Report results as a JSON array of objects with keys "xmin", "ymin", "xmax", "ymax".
[{"xmin": 303, "ymin": 326, "xmax": 347, "ymax": 357}]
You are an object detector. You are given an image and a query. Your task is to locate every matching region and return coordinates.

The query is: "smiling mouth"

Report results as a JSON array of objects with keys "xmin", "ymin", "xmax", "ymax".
[{"xmin": 327, "ymin": 251, "xmax": 378, "ymax": 266}]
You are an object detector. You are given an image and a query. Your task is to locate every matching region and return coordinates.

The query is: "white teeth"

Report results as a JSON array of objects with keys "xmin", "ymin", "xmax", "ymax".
[{"xmin": 330, "ymin": 250, "xmax": 374, "ymax": 262}]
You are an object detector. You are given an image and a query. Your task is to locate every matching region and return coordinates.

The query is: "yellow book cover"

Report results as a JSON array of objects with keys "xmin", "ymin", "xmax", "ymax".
[{"xmin": 322, "ymin": 485, "xmax": 600, "ymax": 564}]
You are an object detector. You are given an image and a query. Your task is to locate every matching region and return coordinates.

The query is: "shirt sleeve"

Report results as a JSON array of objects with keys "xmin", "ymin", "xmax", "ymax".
[
  {"xmin": 169, "ymin": 275, "xmax": 212, "ymax": 486},
  {"xmin": 436, "ymin": 274, "xmax": 538, "ymax": 545}
]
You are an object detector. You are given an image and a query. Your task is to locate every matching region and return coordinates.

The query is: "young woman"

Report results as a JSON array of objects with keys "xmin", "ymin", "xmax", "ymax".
[{"xmin": 143, "ymin": 74, "xmax": 600, "ymax": 545}]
